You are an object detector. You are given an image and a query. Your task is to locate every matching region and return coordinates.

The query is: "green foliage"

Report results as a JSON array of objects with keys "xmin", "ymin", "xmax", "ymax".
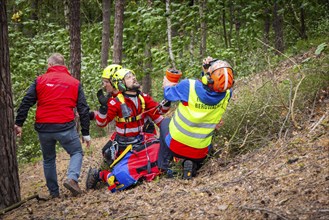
[
  {"xmin": 8, "ymin": 0, "xmax": 329, "ymax": 163},
  {"xmin": 214, "ymin": 53, "xmax": 329, "ymax": 156}
]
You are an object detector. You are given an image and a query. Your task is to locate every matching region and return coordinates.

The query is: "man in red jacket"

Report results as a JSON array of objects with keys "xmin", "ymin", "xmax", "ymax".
[{"xmin": 14, "ymin": 53, "xmax": 91, "ymax": 198}]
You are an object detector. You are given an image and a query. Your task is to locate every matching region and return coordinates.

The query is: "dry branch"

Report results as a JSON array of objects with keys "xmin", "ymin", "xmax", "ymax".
[
  {"xmin": 240, "ymin": 205, "xmax": 290, "ymax": 220},
  {"xmin": 0, "ymin": 194, "xmax": 39, "ymax": 215}
]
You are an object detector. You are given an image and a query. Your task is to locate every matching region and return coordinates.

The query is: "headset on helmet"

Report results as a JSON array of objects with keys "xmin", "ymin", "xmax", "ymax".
[
  {"xmin": 112, "ymin": 68, "xmax": 136, "ymax": 92},
  {"xmin": 201, "ymin": 59, "xmax": 234, "ymax": 92},
  {"xmin": 102, "ymin": 64, "xmax": 122, "ymax": 80}
]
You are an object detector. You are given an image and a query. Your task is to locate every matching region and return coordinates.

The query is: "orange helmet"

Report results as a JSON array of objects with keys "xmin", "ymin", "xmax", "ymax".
[{"xmin": 202, "ymin": 60, "xmax": 234, "ymax": 92}]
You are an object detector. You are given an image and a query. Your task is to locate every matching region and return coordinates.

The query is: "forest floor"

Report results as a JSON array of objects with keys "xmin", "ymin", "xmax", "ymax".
[{"xmin": 1, "ymin": 52, "xmax": 329, "ymax": 220}]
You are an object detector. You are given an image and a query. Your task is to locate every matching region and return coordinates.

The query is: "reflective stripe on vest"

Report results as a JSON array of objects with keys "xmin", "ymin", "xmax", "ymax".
[
  {"xmin": 169, "ymin": 80, "xmax": 230, "ymax": 149},
  {"xmin": 115, "ymin": 93, "xmax": 146, "ymax": 122}
]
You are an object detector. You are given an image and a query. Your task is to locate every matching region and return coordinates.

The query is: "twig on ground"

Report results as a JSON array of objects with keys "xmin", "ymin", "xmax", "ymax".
[
  {"xmin": 279, "ymin": 79, "xmax": 292, "ymax": 139},
  {"xmin": 239, "ymin": 205, "xmax": 290, "ymax": 220},
  {"xmin": 309, "ymin": 112, "xmax": 328, "ymax": 132},
  {"xmin": 290, "ymin": 74, "xmax": 306, "ymax": 128},
  {"xmin": 0, "ymin": 194, "xmax": 39, "ymax": 215}
]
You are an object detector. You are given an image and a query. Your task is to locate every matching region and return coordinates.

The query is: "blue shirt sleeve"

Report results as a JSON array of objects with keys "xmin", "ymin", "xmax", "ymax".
[{"xmin": 163, "ymin": 79, "xmax": 190, "ymax": 103}]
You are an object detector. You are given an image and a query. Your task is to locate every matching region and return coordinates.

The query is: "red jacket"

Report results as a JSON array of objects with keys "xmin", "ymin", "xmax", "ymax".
[
  {"xmin": 35, "ymin": 65, "xmax": 79, "ymax": 123},
  {"xmin": 96, "ymin": 92, "xmax": 167, "ymax": 137}
]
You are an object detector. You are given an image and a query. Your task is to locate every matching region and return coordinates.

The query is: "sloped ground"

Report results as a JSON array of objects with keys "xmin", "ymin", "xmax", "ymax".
[
  {"xmin": 2, "ymin": 52, "xmax": 329, "ymax": 220},
  {"xmin": 2, "ymin": 107, "xmax": 328, "ymax": 220}
]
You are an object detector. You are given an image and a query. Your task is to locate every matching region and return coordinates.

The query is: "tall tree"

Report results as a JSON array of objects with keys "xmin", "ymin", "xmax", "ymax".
[
  {"xmin": 101, "ymin": 0, "xmax": 111, "ymax": 68},
  {"xmin": 142, "ymin": 1, "xmax": 153, "ymax": 95},
  {"xmin": 113, "ymin": 0, "xmax": 125, "ymax": 65},
  {"xmin": 69, "ymin": 0, "xmax": 81, "ymax": 80},
  {"xmin": 199, "ymin": 0, "xmax": 207, "ymax": 58},
  {"xmin": 299, "ymin": 3, "xmax": 307, "ymax": 39},
  {"xmin": 166, "ymin": 0, "xmax": 176, "ymax": 69},
  {"xmin": 222, "ymin": 0, "xmax": 228, "ymax": 49},
  {"xmin": 273, "ymin": 0, "xmax": 284, "ymax": 53},
  {"xmin": 0, "ymin": 0, "xmax": 21, "ymax": 209},
  {"xmin": 263, "ymin": 1, "xmax": 271, "ymax": 50},
  {"xmin": 64, "ymin": 0, "xmax": 69, "ymax": 30}
]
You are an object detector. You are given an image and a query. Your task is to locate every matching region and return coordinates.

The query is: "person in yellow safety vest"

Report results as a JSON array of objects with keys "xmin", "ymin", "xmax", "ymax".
[{"xmin": 157, "ymin": 56, "xmax": 234, "ymax": 180}]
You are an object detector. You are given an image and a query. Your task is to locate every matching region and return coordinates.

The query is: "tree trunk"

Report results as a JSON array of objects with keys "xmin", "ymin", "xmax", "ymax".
[
  {"xmin": 222, "ymin": 1, "xmax": 228, "ymax": 49},
  {"xmin": 142, "ymin": 42, "xmax": 152, "ymax": 95},
  {"xmin": 142, "ymin": 1, "xmax": 153, "ymax": 95},
  {"xmin": 273, "ymin": 0, "xmax": 284, "ymax": 54},
  {"xmin": 299, "ymin": 5, "xmax": 307, "ymax": 39},
  {"xmin": 101, "ymin": 0, "xmax": 111, "ymax": 68},
  {"xmin": 228, "ymin": 1, "xmax": 234, "ymax": 48},
  {"xmin": 69, "ymin": 0, "xmax": 82, "ymax": 80},
  {"xmin": 166, "ymin": 0, "xmax": 176, "ymax": 69},
  {"xmin": 113, "ymin": 0, "xmax": 125, "ymax": 65},
  {"xmin": 31, "ymin": 0, "xmax": 38, "ymax": 21},
  {"xmin": 199, "ymin": 0, "xmax": 207, "ymax": 59},
  {"xmin": 64, "ymin": 0, "xmax": 69, "ymax": 30},
  {"xmin": 263, "ymin": 6, "xmax": 271, "ymax": 50},
  {"xmin": 0, "ymin": 0, "xmax": 21, "ymax": 209}
]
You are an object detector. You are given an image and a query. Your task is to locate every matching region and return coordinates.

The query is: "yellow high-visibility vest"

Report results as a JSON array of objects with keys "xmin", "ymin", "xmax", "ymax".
[{"xmin": 169, "ymin": 80, "xmax": 230, "ymax": 148}]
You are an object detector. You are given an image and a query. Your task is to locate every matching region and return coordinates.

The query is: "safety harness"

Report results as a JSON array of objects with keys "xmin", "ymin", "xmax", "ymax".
[{"xmin": 114, "ymin": 93, "xmax": 146, "ymax": 122}]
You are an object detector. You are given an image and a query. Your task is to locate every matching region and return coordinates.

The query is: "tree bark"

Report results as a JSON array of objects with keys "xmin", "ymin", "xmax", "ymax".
[
  {"xmin": 0, "ymin": 0, "xmax": 21, "ymax": 209},
  {"xmin": 299, "ymin": 4, "xmax": 307, "ymax": 39},
  {"xmin": 166, "ymin": 0, "xmax": 176, "ymax": 69},
  {"xmin": 199, "ymin": 0, "xmax": 207, "ymax": 59},
  {"xmin": 64, "ymin": 0, "xmax": 69, "ymax": 30},
  {"xmin": 273, "ymin": 0, "xmax": 284, "ymax": 54},
  {"xmin": 142, "ymin": 42, "xmax": 152, "ymax": 95},
  {"xmin": 113, "ymin": 0, "xmax": 125, "ymax": 65},
  {"xmin": 263, "ymin": 5, "xmax": 271, "ymax": 50},
  {"xmin": 142, "ymin": 1, "xmax": 153, "ymax": 95},
  {"xmin": 222, "ymin": 1, "xmax": 228, "ymax": 49},
  {"xmin": 69, "ymin": 0, "xmax": 82, "ymax": 80},
  {"xmin": 101, "ymin": 0, "xmax": 111, "ymax": 68}
]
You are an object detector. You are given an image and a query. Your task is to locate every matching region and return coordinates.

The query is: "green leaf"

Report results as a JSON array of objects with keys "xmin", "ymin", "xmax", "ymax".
[{"xmin": 315, "ymin": 43, "xmax": 327, "ymax": 55}]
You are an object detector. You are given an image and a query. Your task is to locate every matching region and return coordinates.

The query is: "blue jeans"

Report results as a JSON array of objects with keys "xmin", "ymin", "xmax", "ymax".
[{"xmin": 38, "ymin": 127, "xmax": 83, "ymax": 195}]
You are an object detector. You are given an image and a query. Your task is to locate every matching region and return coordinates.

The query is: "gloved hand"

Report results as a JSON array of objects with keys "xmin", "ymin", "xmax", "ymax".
[
  {"xmin": 97, "ymin": 89, "xmax": 110, "ymax": 115},
  {"xmin": 162, "ymin": 76, "xmax": 177, "ymax": 88}
]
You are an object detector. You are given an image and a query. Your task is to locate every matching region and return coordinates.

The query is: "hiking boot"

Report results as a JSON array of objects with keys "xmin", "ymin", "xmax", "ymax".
[
  {"xmin": 63, "ymin": 178, "xmax": 82, "ymax": 196},
  {"xmin": 86, "ymin": 168, "xmax": 100, "ymax": 190},
  {"xmin": 182, "ymin": 160, "xmax": 194, "ymax": 180}
]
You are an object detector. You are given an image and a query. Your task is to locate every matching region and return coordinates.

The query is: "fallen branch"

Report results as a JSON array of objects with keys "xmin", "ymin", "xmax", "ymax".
[
  {"xmin": 240, "ymin": 205, "xmax": 290, "ymax": 220},
  {"xmin": 309, "ymin": 112, "xmax": 328, "ymax": 132},
  {"xmin": 290, "ymin": 74, "xmax": 306, "ymax": 128},
  {"xmin": 0, "ymin": 194, "xmax": 39, "ymax": 215}
]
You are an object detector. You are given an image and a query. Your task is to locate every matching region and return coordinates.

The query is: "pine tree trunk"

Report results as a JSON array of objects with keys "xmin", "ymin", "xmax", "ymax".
[
  {"xmin": 222, "ymin": 1, "xmax": 228, "ymax": 49},
  {"xmin": 69, "ymin": 0, "xmax": 81, "ymax": 80},
  {"xmin": 273, "ymin": 1, "xmax": 284, "ymax": 54},
  {"xmin": 0, "ymin": 0, "xmax": 21, "ymax": 209},
  {"xmin": 166, "ymin": 0, "xmax": 176, "ymax": 69},
  {"xmin": 101, "ymin": 0, "xmax": 111, "ymax": 68},
  {"xmin": 264, "ymin": 6, "xmax": 271, "ymax": 50},
  {"xmin": 142, "ymin": 42, "xmax": 152, "ymax": 95},
  {"xmin": 199, "ymin": 0, "xmax": 207, "ymax": 59},
  {"xmin": 64, "ymin": 0, "xmax": 69, "ymax": 29},
  {"xmin": 113, "ymin": 0, "xmax": 125, "ymax": 65},
  {"xmin": 300, "ymin": 5, "xmax": 307, "ymax": 39}
]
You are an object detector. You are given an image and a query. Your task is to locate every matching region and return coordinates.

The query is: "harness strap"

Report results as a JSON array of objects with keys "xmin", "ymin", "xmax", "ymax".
[
  {"xmin": 115, "ymin": 93, "xmax": 146, "ymax": 122},
  {"xmin": 136, "ymin": 162, "xmax": 157, "ymax": 174},
  {"xmin": 110, "ymin": 144, "xmax": 132, "ymax": 168}
]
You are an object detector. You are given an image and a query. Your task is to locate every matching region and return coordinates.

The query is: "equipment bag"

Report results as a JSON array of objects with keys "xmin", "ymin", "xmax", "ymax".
[{"xmin": 105, "ymin": 139, "xmax": 160, "ymax": 192}]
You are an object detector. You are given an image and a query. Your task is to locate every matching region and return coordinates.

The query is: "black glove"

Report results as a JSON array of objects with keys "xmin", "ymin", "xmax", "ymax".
[
  {"xmin": 97, "ymin": 89, "xmax": 110, "ymax": 115},
  {"xmin": 89, "ymin": 111, "xmax": 95, "ymax": 120},
  {"xmin": 163, "ymin": 100, "xmax": 171, "ymax": 107}
]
